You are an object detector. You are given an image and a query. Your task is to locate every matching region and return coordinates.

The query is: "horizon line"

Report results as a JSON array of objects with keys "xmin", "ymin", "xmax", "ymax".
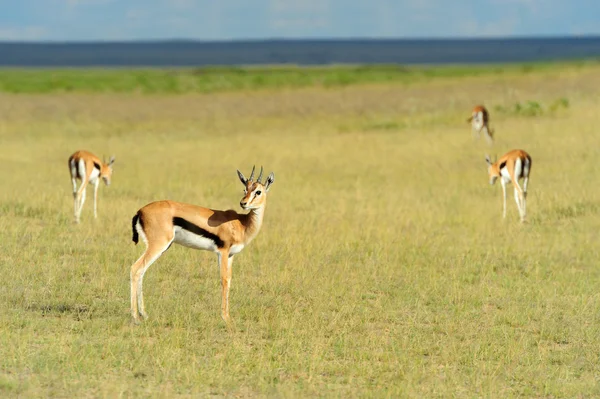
[{"xmin": 1, "ymin": 34, "xmax": 600, "ymax": 45}]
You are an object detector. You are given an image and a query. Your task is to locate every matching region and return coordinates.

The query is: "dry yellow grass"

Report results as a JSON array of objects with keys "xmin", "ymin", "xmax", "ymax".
[{"xmin": 1, "ymin": 65, "xmax": 600, "ymax": 397}]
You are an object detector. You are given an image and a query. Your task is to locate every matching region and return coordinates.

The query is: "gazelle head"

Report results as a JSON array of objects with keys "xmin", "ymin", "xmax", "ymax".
[
  {"xmin": 485, "ymin": 154, "xmax": 500, "ymax": 185},
  {"xmin": 101, "ymin": 155, "xmax": 116, "ymax": 186},
  {"xmin": 237, "ymin": 165, "xmax": 275, "ymax": 210}
]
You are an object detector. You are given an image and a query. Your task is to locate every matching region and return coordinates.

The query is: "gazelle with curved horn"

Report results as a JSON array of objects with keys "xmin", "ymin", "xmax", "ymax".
[
  {"xmin": 467, "ymin": 105, "xmax": 494, "ymax": 145},
  {"xmin": 129, "ymin": 166, "xmax": 275, "ymax": 323},
  {"xmin": 68, "ymin": 150, "xmax": 115, "ymax": 223},
  {"xmin": 485, "ymin": 150, "xmax": 532, "ymax": 223}
]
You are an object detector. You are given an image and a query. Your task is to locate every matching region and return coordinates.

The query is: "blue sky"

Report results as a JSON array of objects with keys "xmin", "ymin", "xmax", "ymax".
[{"xmin": 0, "ymin": 0, "xmax": 599, "ymax": 41}]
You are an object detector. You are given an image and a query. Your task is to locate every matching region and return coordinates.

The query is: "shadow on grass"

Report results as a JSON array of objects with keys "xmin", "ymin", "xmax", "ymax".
[
  {"xmin": 26, "ymin": 303, "xmax": 91, "ymax": 320},
  {"xmin": 531, "ymin": 200, "xmax": 600, "ymax": 224}
]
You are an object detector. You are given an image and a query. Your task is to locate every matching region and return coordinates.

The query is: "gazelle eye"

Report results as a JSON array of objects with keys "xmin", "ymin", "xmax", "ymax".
[{"xmin": 255, "ymin": 190, "xmax": 262, "ymax": 196}]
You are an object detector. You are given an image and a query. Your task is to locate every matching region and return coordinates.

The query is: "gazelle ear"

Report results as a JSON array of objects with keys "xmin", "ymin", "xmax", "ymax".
[
  {"xmin": 485, "ymin": 154, "xmax": 492, "ymax": 165},
  {"xmin": 109, "ymin": 155, "xmax": 115, "ymax": 166},
  {"xmin": 237, "ymin": 170, "xmax": 247, "ymax": 185},
  {"xmin": 264, "ymin": 172, "xmax": 275, "ymax": 191}
]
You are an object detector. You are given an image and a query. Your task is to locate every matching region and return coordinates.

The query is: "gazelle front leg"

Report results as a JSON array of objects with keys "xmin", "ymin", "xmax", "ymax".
[{"xmin": 219, "ymin": 250, "xmax": 234, "ymax": 323}]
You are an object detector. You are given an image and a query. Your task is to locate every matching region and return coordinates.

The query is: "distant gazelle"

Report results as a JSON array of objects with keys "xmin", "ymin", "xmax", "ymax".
[
  {"xmin": 129, "ymin": 166, "xmax": 275, "ymax": 324},
  {"xmin": 485, "ymin": 150, "xmax": 532, "ymax": 223},
  {"xmin": 68, "ymin": 150, "xmax": 115, "ymax": 223},
  {"xmin": 467, "ymin": 105, "xmax": 494, "ymax": 145}
]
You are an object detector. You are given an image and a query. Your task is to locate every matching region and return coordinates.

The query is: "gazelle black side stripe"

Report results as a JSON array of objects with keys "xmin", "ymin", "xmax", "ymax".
[{"xmin": 173, "ymin": 217, "xmax": 225, "ymax": 248}]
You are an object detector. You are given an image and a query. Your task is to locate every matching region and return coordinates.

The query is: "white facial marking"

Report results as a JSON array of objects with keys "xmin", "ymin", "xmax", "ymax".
[{"xmin": 173, "ymin": 226, "xmax": 219, "ymax": 252}]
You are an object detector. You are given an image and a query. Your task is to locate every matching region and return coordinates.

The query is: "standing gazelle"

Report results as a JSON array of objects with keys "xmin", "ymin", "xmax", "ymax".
[
  {"xmin": 129, "ymin": 166, "xmax": 275, "ymax": 324},
  {"xmin": 467, "ymin": 105, "xmax": 494, "ymax": 145},
  {"xmin": 68, "ymin": 150, "xmax": 115, "ymax": 223},
  {"xmin": 485, "ymin": 149, "xmax": 532, "ymax": 223}
]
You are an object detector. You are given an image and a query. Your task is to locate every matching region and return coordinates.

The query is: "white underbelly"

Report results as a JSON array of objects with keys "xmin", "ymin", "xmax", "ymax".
[
  {"xmin": 500, "ymin": 167, "xmax": 512, "ymax": 183},
  {"xmin": 88, "ymin": 168, "xmax": 100, "ymax": 184},
  {"xmin": 229, "ymin": 243, "xmax": 245, "ymax": 256},
  {"xmin": 173, "ymin": 227, "xmax": 218, "ymax": 252}
]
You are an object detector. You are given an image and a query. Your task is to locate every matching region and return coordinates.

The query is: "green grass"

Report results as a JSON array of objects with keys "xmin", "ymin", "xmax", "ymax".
[
  {"xmin": 1, "ymin": 65, "xmax": 600, "ymax": 397},
  {"xmin": 0, "ymin": 59, "xmax": 599, "ymax": 94}
]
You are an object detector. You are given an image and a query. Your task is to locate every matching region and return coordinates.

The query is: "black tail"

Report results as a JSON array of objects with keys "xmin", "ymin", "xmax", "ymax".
[{"xmin": 132, "ymin": 211, "xmax": 142, "ymax": 244}]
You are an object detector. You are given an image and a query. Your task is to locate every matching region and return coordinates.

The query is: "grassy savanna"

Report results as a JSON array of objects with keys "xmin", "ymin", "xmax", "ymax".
[
  {"xmin": 1, "ymin": 63, "xmax": 600, "ymax": 397},
  {"xmin": 0, "ymin": 60, "xmax": 598, "ymax": 94}
]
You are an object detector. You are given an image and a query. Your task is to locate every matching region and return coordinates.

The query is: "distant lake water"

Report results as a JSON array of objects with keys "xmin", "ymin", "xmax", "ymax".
[{"xmin": 1, "ymin": 37, "xmax": 600, "ymax": 67}]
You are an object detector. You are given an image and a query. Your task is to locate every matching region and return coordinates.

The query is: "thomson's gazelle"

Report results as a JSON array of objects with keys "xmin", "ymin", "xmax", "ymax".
[
  {"xmin": 68, "ymin": 150, "xmax": 115, "ymax": 223},
  {"xmin": 129, "ymin": 166, "xmax": 275, "ymax": 323},
  {"xmin": 485, "ymin": 149, "xmax": 532, "ymax": 223},
  {"xmin": 467, "ymin": 105, "xmax": 494, "ymax": 145}
]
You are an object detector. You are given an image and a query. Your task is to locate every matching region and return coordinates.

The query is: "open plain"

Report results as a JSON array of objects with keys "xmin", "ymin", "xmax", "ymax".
[{"xmin": 1, "ymin": 63, "xmax": 600, "ymax": 397}]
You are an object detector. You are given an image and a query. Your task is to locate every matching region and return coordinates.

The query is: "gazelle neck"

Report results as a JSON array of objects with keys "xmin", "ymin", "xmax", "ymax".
[{"xmin": 243, "ymin": 204, "xmax": 266, "ymax": 244}]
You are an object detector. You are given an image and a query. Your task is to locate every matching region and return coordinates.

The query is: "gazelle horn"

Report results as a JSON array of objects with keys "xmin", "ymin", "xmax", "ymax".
[
  {"xmin": 249, "ymin": 165, "xmax": 256, "ymax": 181},
  {"xmin": 257, "ymin": 166, "xmax": 264, "ymax": 183}
]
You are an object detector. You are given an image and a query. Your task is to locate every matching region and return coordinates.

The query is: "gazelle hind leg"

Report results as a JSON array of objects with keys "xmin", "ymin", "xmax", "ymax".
[
  {"xmin": 137, "ymin": 241, "xmax": 173, "ymax": 319},
  {"xmin": 501, "ymin": 181, "xmax": 507, "ymax": 219},
  {"xmin": 74, "ymin": 184, "xmax": 87, "ymax": 223},
  {"xmin": 74, "ymin": 160, "xmax": 87, "ymax": 222},
  {"xmin": 513, "ymin": 188, "xmax": 523, "ymax": 220},
  {"xmin": 69, "ymin": 160, "xmax": 78, "ymax": 199},
  {"xmin": 93, "ymin": 180, "xmax": 99, "ymax": 219},
  {"xmin": 520, "ymin": 177, "xmax": 528, "ymax": 217},
  {"xmin": 130, "ymin": 240, "xmax": 172, "ymax": 322},
  {"xmin": 71, "ymin": 178, "xmax": 77, "ymax": 197},
  {"xmin": 483, "ymin": 125, "xmax": 494, "ymax": 145},
  {"xmin": 72, "ymin": 179, "xmax": 79, "ymax": 218},
  {"xmin": 513, "ymin": 182, "xmax": 526, "ymax": 222},
  {"xmin": 79, "ymin": 187, "xmax": 86, "ymax": 218}
]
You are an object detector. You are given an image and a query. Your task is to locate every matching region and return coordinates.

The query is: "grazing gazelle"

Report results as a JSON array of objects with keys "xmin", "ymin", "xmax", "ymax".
[
  {"xmin": 129, "ymin": 166, "xmax": 275, "ymax": 324},
  {"xmin": 485, "ymin": 149, "xmax": 532, "ymax": 223},
  {"xmin": 68, "ymin": 150, "xmax": 115, "ymax": 223},
  {"xmin": 467, "ymin": 105, "xmax": 494, "ymax": 145}
]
